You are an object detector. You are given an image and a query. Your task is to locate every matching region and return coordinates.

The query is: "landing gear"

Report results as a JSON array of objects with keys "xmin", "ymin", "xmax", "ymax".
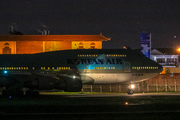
[
  {"xmin": 127, "ymin": 89, "xmax": 134, "ymax": 95},
  {"xmin": 127, "ymin": 84, "xmax": 135, "ymax": 95},
  {"xmin": 25, "ymin": 90, "xmax": 39, "ymax": 96},
  {"xmin": 2, "ymin": 89, "xmax": 24, "ymax": 97}
]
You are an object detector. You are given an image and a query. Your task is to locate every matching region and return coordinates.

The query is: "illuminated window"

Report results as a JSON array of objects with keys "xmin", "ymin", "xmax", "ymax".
[
  {"xmin": 125, "ymin": 55, "xmax": 126, "ymax": 57},
  {"xmin": 26, "ymin": 67, "xmax": 28, "ymax": 70},
  {"xmin": 52, "ymin": 67, "xmax": 54, "ymax": 69},
  {"xmin": 113, "ymin": 67, "xmax": 115, "ymax": 69},
  {"xmin": 32, "ymin": 67, "xmax": 35, "ymax": 70}
]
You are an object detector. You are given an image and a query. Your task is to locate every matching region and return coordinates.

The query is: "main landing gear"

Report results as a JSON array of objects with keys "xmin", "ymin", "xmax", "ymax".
[
  {"xmin": 127, "ymin": 84, "xmax": 135, "ymax": 95},
  {"xmin": 2, "ymin": 89, "xmax": 39, "ymax": 97},
  {"xmin": 2, "ymin": 89, "xmax": 24, "ymax": 97},
  {"xmin": 25, "ymin": 90, "xmax": 39, "ymax": 96}
]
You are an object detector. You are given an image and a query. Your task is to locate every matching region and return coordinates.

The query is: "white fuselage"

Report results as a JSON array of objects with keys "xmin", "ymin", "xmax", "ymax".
[{"xmin": 81, "ymin": 72, "xmax": 158, "ymax": 84}]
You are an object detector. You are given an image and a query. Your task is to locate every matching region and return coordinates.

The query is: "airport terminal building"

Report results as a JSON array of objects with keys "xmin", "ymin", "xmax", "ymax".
[{"xmin": 0, "ymin": 34, "xmax": 110, "ymax": 54}]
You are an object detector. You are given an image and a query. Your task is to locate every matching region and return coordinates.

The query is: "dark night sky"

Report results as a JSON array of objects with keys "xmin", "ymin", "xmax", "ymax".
[{"xmin": 0, "ymin": 0, "xmax": 180, "ymax": 49}]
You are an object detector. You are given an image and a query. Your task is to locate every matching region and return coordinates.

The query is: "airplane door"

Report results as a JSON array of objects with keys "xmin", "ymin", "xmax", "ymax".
[{"xmin": 124, "ymin": 62, "xmax": 131, "ymax": 72}]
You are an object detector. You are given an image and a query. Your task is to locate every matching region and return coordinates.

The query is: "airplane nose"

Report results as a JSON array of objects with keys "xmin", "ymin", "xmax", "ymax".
[{"xmin": 157, "ymin": 64, "xmax": 163, "ymax": 73}]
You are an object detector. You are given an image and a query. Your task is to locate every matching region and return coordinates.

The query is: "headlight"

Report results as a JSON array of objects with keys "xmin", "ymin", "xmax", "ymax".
[
  {"xmin": 131, "ymin": 84, "xmax": 135, "ymax": 89},
  {"xmin": 73, "ymin": 76, "xmax": 76, "ymax": 79}
]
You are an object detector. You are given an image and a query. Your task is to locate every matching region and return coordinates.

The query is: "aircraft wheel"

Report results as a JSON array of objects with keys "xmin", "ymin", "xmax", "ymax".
[
  {"xmin": 26, "ymin": 90, "xmax": 39, "ymax": 96},
  {"xmin": 33, "ymin": 91, "xmax": 39, "ymax": 96},
  {"xmin": 127, "ymin": 89, "xmax": 134, "ymax": 95},
  {"xmin": 26, "ymin": 90, "xmax": 33, "ymax": 96},
  {"xmin": 14, "ymin": 90, "xmax": 24, "ymax": 96}
]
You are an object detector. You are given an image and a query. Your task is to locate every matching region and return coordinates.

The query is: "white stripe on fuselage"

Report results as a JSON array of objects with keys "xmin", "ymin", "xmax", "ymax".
[{"xmin": 81, "ymin": 73, "xmax": 158, "ymax": 84}]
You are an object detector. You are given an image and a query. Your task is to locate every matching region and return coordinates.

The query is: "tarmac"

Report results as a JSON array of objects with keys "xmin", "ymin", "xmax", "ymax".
[{"xmin": 1, "ymin": 92, "xmax": 180, "ymax": 120}]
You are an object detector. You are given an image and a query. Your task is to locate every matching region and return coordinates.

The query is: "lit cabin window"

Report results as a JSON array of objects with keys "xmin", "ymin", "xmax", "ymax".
[
  {"xmin": 7, "ymin": 67, "xmax": 9, "ymax": 70},
  {"xmin": 52, "ymin": 67, "xmax": 54, "ymax": 70},
  {"xmin": 26, "ymin": 67, "xmax": 28, "ymax": 70},
  {"xmin": 48, "ymin": 67, "xmax": 50, "ymax": 70},
  {"xmin": 32, "ymin": 67, "xmax": 35, "ymax": 70}
]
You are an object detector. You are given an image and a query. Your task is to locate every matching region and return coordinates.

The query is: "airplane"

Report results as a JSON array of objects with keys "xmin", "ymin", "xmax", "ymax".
[{"xmin": 0, "ymin": 49, "xmax": 163, "ymax": 96}]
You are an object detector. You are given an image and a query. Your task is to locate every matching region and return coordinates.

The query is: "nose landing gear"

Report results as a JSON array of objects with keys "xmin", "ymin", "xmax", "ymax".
[
  {"xmin": 127, "ymin": 84, "xmax": 135, "ymax": 95},
  {"xmin": 127, "ymin": 89, "xmax": 134, "ymax": 95}
]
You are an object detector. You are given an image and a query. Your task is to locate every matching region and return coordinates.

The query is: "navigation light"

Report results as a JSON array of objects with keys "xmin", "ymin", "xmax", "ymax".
[
  {"xmin": 73, "ymin": 76, "xmax": 76, "ymax": 79},
  {"xmin": 4, "ymin": 71, "xmax": 8, "ymax": 74}
]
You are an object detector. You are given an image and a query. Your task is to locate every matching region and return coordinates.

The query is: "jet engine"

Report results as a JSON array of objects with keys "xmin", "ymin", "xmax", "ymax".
[{"xmin": 24, "ymin": 73, "xmax": 82, "ymax": 92}]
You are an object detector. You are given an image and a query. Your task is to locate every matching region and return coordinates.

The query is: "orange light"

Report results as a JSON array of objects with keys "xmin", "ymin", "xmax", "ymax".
[
  {"xmin": 125, "ymin": 102, "xmax": 128, "ymax": 105},
  {"xmin": 178, "ymin": 48, "xmax": 180, "ymax": 52}
]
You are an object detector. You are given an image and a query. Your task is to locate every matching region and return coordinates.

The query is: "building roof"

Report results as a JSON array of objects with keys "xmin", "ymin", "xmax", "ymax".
[
  {"xmin": 151, "ymin": 48, "xmax": 178, "ymax": 55},
  {"xmin": 0, "ymin": 35, "xmax": 111, "ymax": 41}
]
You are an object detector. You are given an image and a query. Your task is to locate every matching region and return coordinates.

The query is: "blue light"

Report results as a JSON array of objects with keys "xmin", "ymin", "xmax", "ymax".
[{"xmin": 4, "ymin": 71, "xmax": 7, "ymax": 74}]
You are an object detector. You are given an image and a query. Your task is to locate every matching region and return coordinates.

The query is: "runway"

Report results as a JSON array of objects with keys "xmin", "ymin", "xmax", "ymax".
[
  {"xmin": 1, "ymin": 92, "xmax": 180, "ymax": 119},
  {"xmin": 40, "ymin": 92, "xmax": 180, "ymax": 97}
]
